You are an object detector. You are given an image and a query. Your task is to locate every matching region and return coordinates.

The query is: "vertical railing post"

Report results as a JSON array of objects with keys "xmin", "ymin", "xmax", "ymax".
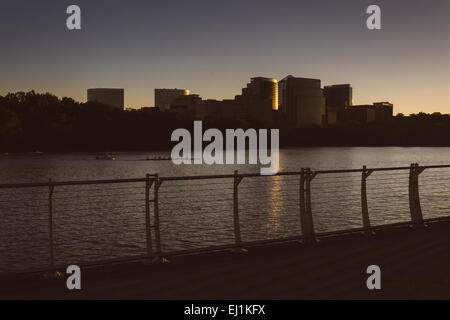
[
  {"xmin": 304, "ymin": 169, "xmax": 316, "ymax": 240},
  {"xmin": 409, "ymin": 163, "xmax": 425, "ymax": 227},
  {"xmin": 414, "ymin": 163, "xmax": 425, "ymax": 224},
  {"xmin": 145, "ymin": 174, "xmax": 153, "ymax": 257},
  {"xmin": 300, "ymin": 168, "xmax": 315, "ymax": 241},
  {"xmin": 408, "ymin": 163, "xmax": 416, "ymax": 223},
  {"xmin": 299, "ymin": 168, "xmax": 306, "ymax": 235},
  {"xmin": 154, "ymin": 174, "xmax": 162, "ymax": 256},
  {"xmin": 233, "ymin": 170, "xmax": 243, "ymax": 246},
  {"xmin": 361, "ymin": 165, "xmax": 373, "ymax": 235},
  {"xmin": 48, "ymin": 178, "xmax": 55, "ymax": 267}
]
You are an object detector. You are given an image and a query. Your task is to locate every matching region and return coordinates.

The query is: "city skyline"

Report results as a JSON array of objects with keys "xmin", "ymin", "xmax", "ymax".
[{"xmin": 1, "ymin": 0, "xmax": 450, "ymax": 115}]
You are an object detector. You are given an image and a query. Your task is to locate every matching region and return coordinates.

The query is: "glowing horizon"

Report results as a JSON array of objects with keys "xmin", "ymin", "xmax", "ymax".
[{"xmin": 1, "ymin": 0, "xmax": 450, "ymax": 115}]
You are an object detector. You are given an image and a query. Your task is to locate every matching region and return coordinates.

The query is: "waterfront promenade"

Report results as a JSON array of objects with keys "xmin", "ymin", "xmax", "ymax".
[{"xmin": 2, "ymin": 218, "xmax": 450, "ymax": 299}]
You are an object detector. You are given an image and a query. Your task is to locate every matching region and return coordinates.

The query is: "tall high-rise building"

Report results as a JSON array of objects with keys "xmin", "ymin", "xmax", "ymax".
[
  {"xmin": 324, "ymin": 84, "xmax": 352, "ymax": 123},
  {"xmin": 155, "ymin": 88, "xmax": 190, "ymax": 111},
  {"xmin": 242, "ymin": 77, "xmax": 278, "ymax": 109},
  {"xmin": 238, "ymin": 77, "xmax": 277, "ymax": 122},
  {"xmin": 278, "ymin": 75, "xmax": 325, "ymax": 126},
  {"xmin": 87, "ymin": 88, "xmax": 124, "ymax": 110}
]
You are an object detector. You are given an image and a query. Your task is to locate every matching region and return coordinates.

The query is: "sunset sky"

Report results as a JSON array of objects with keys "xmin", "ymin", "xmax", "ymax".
[{"xmin": 1, "ymin": 0, "xmax": 450, "ymax": 115}]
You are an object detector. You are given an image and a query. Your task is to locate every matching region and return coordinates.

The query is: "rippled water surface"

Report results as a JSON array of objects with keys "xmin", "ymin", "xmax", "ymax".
[{"xmin": 1, "ymin": 147, "xmax": 449, "ymax": 271}]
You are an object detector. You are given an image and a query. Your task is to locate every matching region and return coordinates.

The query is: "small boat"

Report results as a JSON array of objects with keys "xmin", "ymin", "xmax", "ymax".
[
  {"xmin": 96, "ymin": 153, "xmax": 116, "ymax": 160},
  {"xmin": 146, "ymin": 156, "xmax": 171, "ymax": 161}
]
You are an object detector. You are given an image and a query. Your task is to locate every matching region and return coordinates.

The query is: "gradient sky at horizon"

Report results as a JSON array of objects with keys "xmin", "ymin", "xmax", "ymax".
[{"xmin": 1, "ymin": 0, "xmax": 450, "ymax": 114}]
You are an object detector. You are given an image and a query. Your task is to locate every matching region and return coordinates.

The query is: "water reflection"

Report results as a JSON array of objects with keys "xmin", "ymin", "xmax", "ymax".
[
  {"xmin": 266, "ymin": 176, "xmax": 283, "ymax": 238},
  {"xmin": 1, "ymin": 148, "xmax": 450, "ymax": 271}
]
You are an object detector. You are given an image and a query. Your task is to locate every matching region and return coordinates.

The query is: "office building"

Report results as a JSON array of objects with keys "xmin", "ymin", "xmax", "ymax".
[
  {"xmin": 155, "ymin": 88, "xmax": 190, "ymax": 111},
  {"xmin": 169, "ymin": 77, "xmax": 276, "ymax": 123},
  {"xmin": 373, "ymin": 102, "xmax": 394, "ymax": 122},
  {"xmin": 348, "ymin": 105, "xmax": 375, "ymax": 123},
  {"xmin": 324, "ymin": 84, "xmax": 352, "ymax": 124},
  {"xmin": 278, "ymin": 75, "xmax": 326, "ymax": 126},
  {"xmin": 348, "ymin": 102, "xmax": 394, "ymax": 123},
  {"xmin": 238, "ymin": 77, "xmax": 277, "ymax": 122}
]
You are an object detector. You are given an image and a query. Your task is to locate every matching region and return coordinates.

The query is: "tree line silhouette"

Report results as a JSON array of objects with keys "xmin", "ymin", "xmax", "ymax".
[{"xmin": 1, "ymin": 91, "xmax": 450, "ymax": 152}]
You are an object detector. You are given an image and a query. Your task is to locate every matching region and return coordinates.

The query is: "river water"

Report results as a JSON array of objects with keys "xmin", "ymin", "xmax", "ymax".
[{"xmin": 1, "ymin": 147, "xmax": 449, "ymax": 271}]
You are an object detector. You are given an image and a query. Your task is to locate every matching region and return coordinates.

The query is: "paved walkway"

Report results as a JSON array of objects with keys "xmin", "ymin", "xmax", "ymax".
[{"xmin": 2, "ymin": 220, "xmax": 450, "ymax": 299}]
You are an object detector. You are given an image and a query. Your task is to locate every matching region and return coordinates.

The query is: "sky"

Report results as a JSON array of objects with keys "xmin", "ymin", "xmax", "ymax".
[{"xmin": 1, "ymin": 0, "xmax": 450, "ymax": 115}]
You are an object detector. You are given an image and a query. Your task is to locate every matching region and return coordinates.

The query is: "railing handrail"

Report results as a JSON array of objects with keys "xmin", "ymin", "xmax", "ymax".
[
  {"xmin": 1, "ymin": 162, "xmax": 450, "ymax": 274},
  {"xmin": 0, "ymin": 177, "xmax": 150, "ymax": 189},
  {"xmin": 1, "ymin": 164, "xmax": 450, "ymax": 189}
]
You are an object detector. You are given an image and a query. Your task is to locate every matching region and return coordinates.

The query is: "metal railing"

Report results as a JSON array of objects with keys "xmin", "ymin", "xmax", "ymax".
[{"xmin": 1, "ymin": 163, "xmax": 450, "ymax": 274}]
